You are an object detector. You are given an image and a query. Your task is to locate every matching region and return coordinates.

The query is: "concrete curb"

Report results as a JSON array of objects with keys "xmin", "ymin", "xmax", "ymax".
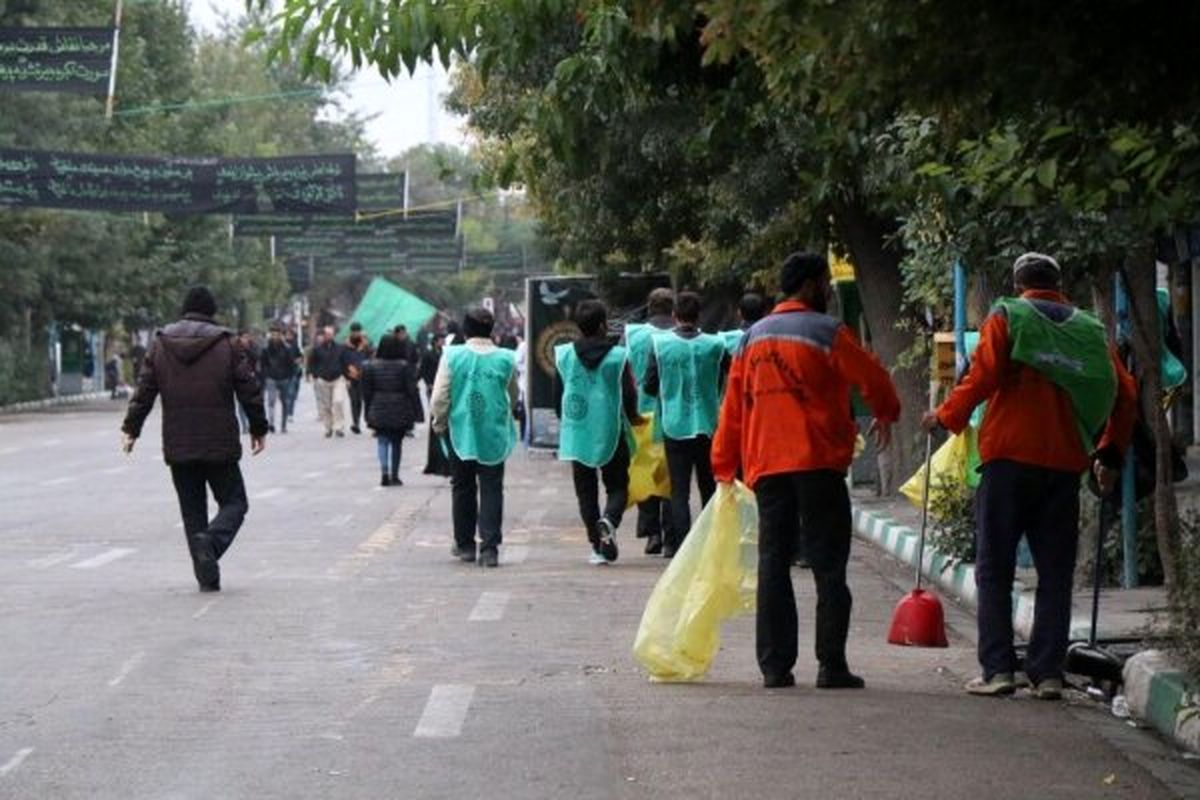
[
  {"xmin": 0, "ymin": 391, "xmax": 111, "ymax": 415},
  {"xmin": 1123, "ymin": 650, "xmax": 1200, "ymax": 755}
]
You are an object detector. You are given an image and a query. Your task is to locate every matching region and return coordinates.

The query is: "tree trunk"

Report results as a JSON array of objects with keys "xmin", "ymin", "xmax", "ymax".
[
  {"xmin": 1123, "ymin": 244, "xmax": 1179, "ymax": 589},
  {"xmin": 832, "ymin": 199, "xmax": 923, "ymax": 494}
]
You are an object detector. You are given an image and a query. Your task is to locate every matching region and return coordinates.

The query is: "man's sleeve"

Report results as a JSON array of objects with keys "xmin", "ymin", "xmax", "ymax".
[
  {"xmin": 830, "ymin": 326, "xmax": 901, "ymax": 424},
  {"xmin": 711, "ymin": 353, "xmax": 745, "ymax": 483},
  {"xmin": 1095, "ymin": 349, "xmax": 1138, "ymax": 469},
  {"xmin": 936, "ymin": 312, "xmax": 1008, "ymax": 433},
  {"xmin": 507, "ymin": 364, "xmax": 520, "ymax": 410},
  {"xmin": 642, "ymin": 351, "xmax": 660, "ymax": 398},
  {"xmin": 121, "ymin": 341, "xmax": 160, "ymax": 437},
  {"xmin": 430, "ymin": 357, "xmax": 452, "ymax": 433},
  {"xmin": 621, "ymin": 363, "xmax": 639, "ymax": 422},
  {"xmin": 233, "ymin": 340, "xmax": 269, "ymax": 437}
]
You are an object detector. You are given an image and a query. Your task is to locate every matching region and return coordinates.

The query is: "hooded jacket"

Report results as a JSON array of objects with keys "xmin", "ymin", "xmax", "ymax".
[
  {"xmin": 122, "ymin": 313, "xmax": 267, "ymax": 464},
  {"xmin": 552, "ymin": 336, "xmax": 639, "ymax": 423}
]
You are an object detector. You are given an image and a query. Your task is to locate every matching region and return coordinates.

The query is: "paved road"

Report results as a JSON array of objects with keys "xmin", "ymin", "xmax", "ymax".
[{"xmin": 1, "ymin": 394, "xmax": 1197, "ymax": 799}]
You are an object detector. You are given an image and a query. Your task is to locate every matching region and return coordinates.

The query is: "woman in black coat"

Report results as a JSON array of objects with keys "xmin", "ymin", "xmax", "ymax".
[{"xmin": 362, "ymin": 334, "xmax": 424, "ymax": 486}]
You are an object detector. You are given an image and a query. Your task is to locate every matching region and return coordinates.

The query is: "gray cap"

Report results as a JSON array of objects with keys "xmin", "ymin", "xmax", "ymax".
[{"xmin": 1013, "ymin": 252, "xmax": 1061, "ymax": 276}]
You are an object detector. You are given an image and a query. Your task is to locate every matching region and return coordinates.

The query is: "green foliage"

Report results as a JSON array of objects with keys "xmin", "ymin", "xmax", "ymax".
[{"xmin": 927, "ymin": 479, "xmax": 976, "ymax": 567}]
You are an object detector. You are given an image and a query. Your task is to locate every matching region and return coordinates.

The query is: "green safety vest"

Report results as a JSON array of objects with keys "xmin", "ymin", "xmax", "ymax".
[
  {"xmin": 1158, "ymin": 288, "xmax": 1187, "ymax": 391},
  {"xmin": 652, "ymin": 332, "xmax": 725, "ymax": 440},
  {"xmin": 997, "ymin": 297, "xmax": 1117, "ymax": 448},
  {"xmin": 446, "ymin": 345, "xmax": 517, "ymax": 466},
  {"xmin": 625, "ymin": 322, "xmax": 672, "ymax": 414},
  {"xmin": 555, "ymin": 343, "xmax": 628, "ymax": 468},
  {"xmin": 720, "ymin": 329, "xmax": 744, "ymax": 357}
]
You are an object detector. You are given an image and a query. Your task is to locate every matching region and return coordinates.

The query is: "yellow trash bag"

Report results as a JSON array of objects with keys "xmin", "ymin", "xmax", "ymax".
[
  {"xmin": 626, "ymin": 412, "xmax": 671, "ymax": 506},
  {"xmin": 632, "ymin": 481, "xmax": 758, "ymax": 682},
  {"xmin": 899, "ymin": 432, "xmax": 970, "ymax": 510}
]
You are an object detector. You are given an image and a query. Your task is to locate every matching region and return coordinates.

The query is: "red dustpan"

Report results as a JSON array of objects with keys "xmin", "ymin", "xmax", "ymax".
[{"xmin": 888, "ymin": 432, "xmax": 949, "ymax": 648}]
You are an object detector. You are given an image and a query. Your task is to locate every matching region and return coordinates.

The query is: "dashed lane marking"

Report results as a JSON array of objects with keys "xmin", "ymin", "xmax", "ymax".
[
  {"xmin": 69, "ymin": 547, "xmax": 136, "ymax": 569},
  {"xmin": 503, "ymin": 545, "xmax": 530, "ymax": 565},
  {"xmin": 0, "ymin": 748, "xmax": 33, "ymax": 777},
  {"xmin": 413, "ymin": 684, "xmax": 475, "ymax": 738},
  {"xmin": 192, "ymin": 599, "xmax": 218, "ymax": 620},
  {"xmin": 252, "ymin": 487, "xmax": 286, "ymax": 500},
  {"xmin": 27, "ymin": 549, "xmax": 77, "ymax": 569},
  {"xmin": 468, "ymin": 591, "xmax": 510, "ymax": 622},
  {"xmin": 325, "ymin": 513, "xmax": 355, "ymax": 528},
  {"xmin": 39, "ymin": 476, "xmax": 78, "ymax": 487},
  {"xmin": 302, "ymin": 470, "xmax": 326, "ymax": 479},
  {"xmin": 107, "ymin": 651, "xmax": 145, "ymax": 688}
]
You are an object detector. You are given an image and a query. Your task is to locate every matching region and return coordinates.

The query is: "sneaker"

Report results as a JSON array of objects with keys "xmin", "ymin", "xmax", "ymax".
[
  {"xmin": 479, "ymin": 549, "xmax": 499, "ymax": 568},
  {"xmin": 588, "ymin": 551, "xmax": 608, "ymax": 566},
  {"xmin": 644, "ymin": 534, "xmax": 663, "ymax": 555},
  {"xmin": 965, "ymin": 672, "xmax": 1017, "ymax": 697},
  {"xmin": 763, "ymin": 672, "xmax": 796, "ymax": 689},
  {"xmin": 191, "ymin": 533, "xmax": 220, "ymax": 591},
  {"xmin": 452, "ymin": 544, "xmax": 476, "ymax": 563},
  {"xmin": 1032, "ymin": 677, "xmax": 1064, "ymax": 701},
  {"xmin": 597, "ymin": 517, "xmax": 618, "ymax": 563},
  {"xmin": 816, "ymin": 667, "xmax": 866, "ymax": 689},
  {"xmin": 390, "ymin": 476, "xmax": 403, "ymax": 486}
]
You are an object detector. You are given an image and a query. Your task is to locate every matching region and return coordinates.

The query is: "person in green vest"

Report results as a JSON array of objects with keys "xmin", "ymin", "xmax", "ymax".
[
  {"xmin": 554, "ymin": 300, "xmax": 641, "ymax": 565},
  {"xmin": 719, "ymin": 292, "xmax": 768, "ymax": 357},
  {"xmin": 643, "ymin": 291, "xmax": 731, "ymax": 557},
  {"xmin": 925, "ymin": 252, "xmax": 1137, "ymax": 700},
  {"xmin": 622, "ymin": 287, "xmax": 677, "ymax": 555},
  {"xmin": 430, "ymin": 307, "xmax": 519, "ymax": 569}
]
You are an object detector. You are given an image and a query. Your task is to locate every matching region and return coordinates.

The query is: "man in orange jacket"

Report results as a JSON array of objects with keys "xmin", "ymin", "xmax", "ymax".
[
  {"xmin": 924, "ymin": 252, "xmax": 1136, "ymax": 700},
  {"xmin": 713, "ymin": 252, "xmax": 900, "ymax": 690}
]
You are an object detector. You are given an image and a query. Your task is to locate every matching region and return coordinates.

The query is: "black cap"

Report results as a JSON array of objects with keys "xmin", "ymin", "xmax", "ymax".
[{"xmin": 182, "ymin": 286, "xmax": 217, "ymax": 318}]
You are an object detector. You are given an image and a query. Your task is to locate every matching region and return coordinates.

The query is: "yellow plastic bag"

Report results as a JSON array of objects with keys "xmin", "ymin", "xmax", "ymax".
[
  {"xmin": 626, "ymin": 412, "xmax": 671, "ymax": 506},
  {"xmin": 899, "ymin": 432, "xmax": 970, "ymax": 510},
  {"xmin": 633, "ymin": 481, "xmax": 759, "ymax": 682}
]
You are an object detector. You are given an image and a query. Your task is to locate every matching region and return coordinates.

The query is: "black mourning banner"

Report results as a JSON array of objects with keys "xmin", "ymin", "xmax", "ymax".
[
  {"xmin": 0, "ymin": 149, "xmax": 356, "ymax": 214},
  {"xmin": 355, "ymin": 173, "xmax": 405, "ymax": 212},
  {"xmin": 0, "ymin": 28, "xmax": 113, "ymax": 93},
  {"xmin": 232, "ymin": 207, "xmax": 456, "ymax": 237}
]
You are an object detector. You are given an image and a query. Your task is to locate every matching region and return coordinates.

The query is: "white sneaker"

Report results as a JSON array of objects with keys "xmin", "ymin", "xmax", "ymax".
[{"xmin": 587, "ymin": 551, "xmax": 607, "ymax": 566}]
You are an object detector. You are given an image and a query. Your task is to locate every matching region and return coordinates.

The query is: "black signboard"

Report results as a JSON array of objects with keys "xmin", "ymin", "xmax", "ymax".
[
  {"xmin": 355, "ymin": 173, "xmax": 405, "ymax": 212},
  {"xmin": 0, "ymin": 149, "xmax": 356, "ymax": 214},
  {"xmin": 0, "ymin": 28, "xmax": 112, "ymax": 94},
  {"xmin": 233, "ymin": 207, "xmax": 455, "ymax": 237},
  {"xmin": 525, "ymin": 275, "xmax": 598, "ymax": 448}
]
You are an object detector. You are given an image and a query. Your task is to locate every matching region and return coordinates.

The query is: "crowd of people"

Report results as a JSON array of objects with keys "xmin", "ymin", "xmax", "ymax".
[{"xmin": 119, "ymin": 248, "xmax": 1136, "ymax": 698}]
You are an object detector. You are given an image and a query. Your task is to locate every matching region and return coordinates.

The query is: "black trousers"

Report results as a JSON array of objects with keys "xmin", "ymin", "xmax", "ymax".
[
  {"xmin": 663, "ymin": 435, "xmax": 716, "ymax": 548},
  {"xmin": 347, "ymin": 380, "xmax": 363, "ymax": 427},
  {"xmin": 450, "ymin": 447, "xmax": 505, "ymax": 553},
  {"xmin": 170, "ymin": 462, "xmax": 249, "ymax": 577},
  {"xmin": 755, "ymin": 470, "xmax": 853, "ymax": 678},
  {"xmin": 975, "ymin": 459, "xmax": 1080, "ymax": 682},
  {"xmin": 635, "ymin": 497, "xmax": 672, "ymax": 540},
  {"xmin": 572, "ymin": 437, "xmax": 631, "ymax": 548}
]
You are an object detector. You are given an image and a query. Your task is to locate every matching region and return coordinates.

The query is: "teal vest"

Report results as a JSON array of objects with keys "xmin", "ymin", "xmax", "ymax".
[
  {"xmin": 446, "ymin": 345, "xmax": 517, "ymax": 465},
  {"xmin": 1158, "ymin": 288, "xmax": 1187, "ymax": 391},
  {"xmin": 626, "ymin": 322, "xmax": 671, "ymax": 414},
  {"xmin": 555, "ymin": 343, "xmax": 627, "ymax": 468},
  {"xmin": 653, "ymin": 332, "xmax": 725, "ymax": 439},
  {"xmin": 997, "ymin": 297, "xmax": 1117, "ymax": 446},
  {"xmin": 720, "ymin": 329, "xmax": 744, "ymax": 357}
]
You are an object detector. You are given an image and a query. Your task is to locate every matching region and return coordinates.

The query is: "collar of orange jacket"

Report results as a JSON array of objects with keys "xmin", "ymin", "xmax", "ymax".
[{"xmin": 771, "ymin": 299, "xmax": 816, "ymax": 314}]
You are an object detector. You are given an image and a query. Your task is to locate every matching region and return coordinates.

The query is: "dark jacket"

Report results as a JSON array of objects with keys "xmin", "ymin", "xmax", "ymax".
[
  {"xmin": 553, "ymin": 336, "xmax": 639, "ymax": 422},
  {"xmin": 261, "ymin": 340, "xmax": 298, "ymax": 381},
  {"xmin": 419, "ymin": 346, "xmax": 442, "ymax": 387},
  {"xmin": 362, "ymin": 358, "xmax": 424, "ymax": 433},
  {"xmin": 308, "ymin": 341, "xmax": 350, "ymax": 381},
  {"xmin": 122, "ymin": 313, "xmax": 267, "ymax": 464}
]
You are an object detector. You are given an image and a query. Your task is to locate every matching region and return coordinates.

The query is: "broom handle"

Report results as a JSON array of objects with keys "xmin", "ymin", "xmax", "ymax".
[
  {"xmin": 915, "ymin": 431, "xmax": 934, "ymax": 590},
  {"xmin": 1089, "ymin": 497, "xmax": 1106, "ymax": 648}
]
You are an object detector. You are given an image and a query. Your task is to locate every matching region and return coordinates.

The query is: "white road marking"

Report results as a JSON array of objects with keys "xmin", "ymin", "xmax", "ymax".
[
  {"xmin": 504, "ymin": 545, "xmax": 530, "ymax": 565},
  {"xmin": 107, "ymin": 651, "xmax": 145, "ymax": 688},
  {"xmin": 413, "ymin": 684, "xmax": 475, "ymax": 738},
  {"xmin": 192, "ymin": 599, "xmax": 218, "ymax": 620},
  {"xmin": 70, "ymin": 547, "xmax": 136, "ymax": 569},
  {"xmin": 0, "ymin": 748, "xmax": 33, "ymax": 777},
  {"xmin": 252, "ymin": 487, "xmax": 286, "ymax": 500},
  {"xmin": 27, "ymin": 549, "xmax": 77, "ymax": 569},
  {"xmin": 39, "ymin": 476, "xmax": 77, "ymax": 487},
  {"xmin": 302, "ymin": 470, "xmax": 326, "ymax": 479},
  {"xmin": 468, "ymin": 591, "xmax": 510, "ymax": 622},
  {"xmin": 333, "ymin": 461, "xmax": 352, "ymax": 470},
  {"xmin": 325, "ymin": 513, "xmax": 354, "ymax": 528}
]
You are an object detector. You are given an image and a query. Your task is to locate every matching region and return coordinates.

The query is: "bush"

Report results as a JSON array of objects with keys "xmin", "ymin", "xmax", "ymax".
[
  {"xmin": 927, "ymin": 477, "xmax": 976, "ymax": 567},
  {"xmin": 1079, "ymin": 494, "xmax": 1165, "ymax": 588},
  {"xmin": 0, "ymin": 341, "xmax": 46, "ymax": 406},
  {"xmin": 1170, "ymin": 510, "xmax": 1200, "ymax": 679}
]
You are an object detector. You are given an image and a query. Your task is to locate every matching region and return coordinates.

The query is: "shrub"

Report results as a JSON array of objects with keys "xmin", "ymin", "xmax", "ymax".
[
  {"xmin": 0, "ymin": 341, "xmax": 46, "ymax": 406},
  {"xmin": 927, "ymin": 477, "xmax": 976, "ymax": 567}
]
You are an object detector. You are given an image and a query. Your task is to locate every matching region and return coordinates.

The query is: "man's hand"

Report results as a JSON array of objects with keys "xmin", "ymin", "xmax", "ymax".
[
  {"xmin": 868, "ymin": 418, "xmax": 893, "ymax": 451},
  {"xmin": 1093, "ymin": 459, "xmax": 1118, "ymax": 496},
  {"xmin": 921, "ymin": 410, "xmax": 942, "ymax": 433},
  {"xmin": 121, "ymin": 433, "xmax": 136, "ymax": 454},
  {"xmin": 250, "ymin": 435, "xmax": 266, "ymax": 456}
]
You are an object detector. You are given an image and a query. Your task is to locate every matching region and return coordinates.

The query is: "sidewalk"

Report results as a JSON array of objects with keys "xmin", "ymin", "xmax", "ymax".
[{"xmin": 0, "ymin": 390, "xmax": 114, "ymax": 415}]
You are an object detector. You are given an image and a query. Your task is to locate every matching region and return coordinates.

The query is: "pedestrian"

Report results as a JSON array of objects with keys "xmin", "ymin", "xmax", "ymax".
[
  {"xmin": 236, "ymin": 329, "xmax": 262, "ymax": 435},
  {"xmin": 284, "ymin": 327, "xmax": 302, "ymax": 422},
  {"xmin": 622, "ymin": 287, "xmax": 677, "ymax": 555},
  {"xmin": 721, "ymin": 292, "xmax": 768, "ymax": 355},
  {"xmin": 363, "ymin": 333, "xmax": 424, "ymax": 487},
  {"xmin": 105, "ymin": 351, "xmax": 123, "ymax": 398},
  {"xmin": 120, "ymin": 286, "xmax": 267, "ymax": 592},
  {"xmin": 392, "ymin": 324, "xmax": 421, "ymax": 364},
  {"xmin": 346, "ymin": 321, "xmax": 372, "ymax": 435},
  {"xmin": 307, "ymin": 325, "xmax": 351, "ymax": 438},
  {"xmin": 642, "ymin": 291, "xmax": 729, "ymax": 557},
  {"xmin": 554, "ymin": 300, "xmax": 640, "ymax": 565},
  {"xmin": 431, "ymin": 307, "xmax": 519, "ymax": 568},
  {"xmin": 260, "ymin": 324, "xmax": 298, "ymax": 433},
  {"xmin": 712, "ymin": 252, "xmax": 899, "ymax": 690},
  {"xmin": 421, "ymin": 334, "xmax": 452, "ymax": 477},
  {"xmin": 923, "ymin": 252, "xmax": 1136, "ymax": 700}
]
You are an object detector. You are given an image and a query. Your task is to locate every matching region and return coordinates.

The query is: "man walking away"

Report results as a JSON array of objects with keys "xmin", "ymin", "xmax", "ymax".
[
  {"xmin": 284, "ymin": 328, "xmax": 302, "ymax": 422},
  {"xmin": 308, "ymin": 325, "xmax": 350, "ymax": 438},
  {"xmin": 235, "ymin": 329, "xmax": 262, "ymax": 435},
  {"xmin": 721, "ymin": 292, "xmax": 768, "ymax": 356},
  {"xmin": 554, "ymin": 300, "xmax": 640, "ymax": 565},
  {"xmin": 121, "ymin": 286, "xmax": 267, "ymax": 592},
  {"xmin": 712, "ymin": 252, "xmax": 900, "ymax": 690},
  {"xmin": 623, "ymin": 288, "xmax": 677, "ymax": 555},
  {"xmin": 346, "ymin": 321, "xmax": 372, "ymax": 435},
  {"xmin": 924, "ymin": 252, "xmax": 1136, "ymax": 700},
  {"xmin": 261, "ymin": 324, "xmax": 298, "ymax": 433},
  {"xmin": 643, "ymin": 291, "xmax": 729, "ymax": 557},
  {"xmin": 431, "ymin": 307, "xmax": 519, "ymax": 568}
]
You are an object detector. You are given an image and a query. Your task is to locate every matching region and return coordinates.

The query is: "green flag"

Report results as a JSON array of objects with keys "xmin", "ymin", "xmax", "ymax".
[{"xmin": 338, "ymin": 277, "xmax": 438, "ymax": 346}]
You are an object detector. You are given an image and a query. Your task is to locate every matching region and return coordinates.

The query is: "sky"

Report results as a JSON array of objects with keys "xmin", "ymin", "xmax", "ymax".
[{"xmin": 186, "ymin": 0, "xmax": 468, "ymax": 160}]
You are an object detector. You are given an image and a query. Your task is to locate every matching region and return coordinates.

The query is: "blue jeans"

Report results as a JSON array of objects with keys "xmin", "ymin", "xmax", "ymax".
[
  {"xmin": 265, "ymin": 378, "xmax": 292, "ymax": 431},
  {"xmin": 376, "ymin": 432, "xmax": 403, "ymax": 477}
]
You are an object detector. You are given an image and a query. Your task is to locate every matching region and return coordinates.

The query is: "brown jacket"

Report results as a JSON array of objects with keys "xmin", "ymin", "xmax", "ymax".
[{"xmin": 122, "ymin": 313, "xmax": 267, "ymax": 464}]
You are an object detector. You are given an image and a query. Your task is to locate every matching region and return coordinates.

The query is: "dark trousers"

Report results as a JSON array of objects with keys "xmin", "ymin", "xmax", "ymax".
[
  {"xmin": 755, "ymin": 470, "xmax": 853, "ymax": 678},
  {"xmin": 286, "ymin": 374, "xmax": 300, "ymax": 418},
  {"xmin": 348, "ymin": 380, "xmax": 363, "ymax": 428},
  {"xmin": 636, "ymin": 497, "xmax": 672, "ymax": 540},
  {"xmin": 975, "ymin": 460, "xmax": 1080, "ymax": 683},
  {"xmin": 169, "ymin": 462, "xmax": 249, "ymax": 578},
  {"xmin": 572, "ymin": 437, "xmax": 631, "ymax": 548},
  {"xmin": 663, "ymin": 435, "xmax": 716, "ymax": 547},
  {"xmin": 450, "ymin": 447, "xmax": 505, "ymax": 553}
]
